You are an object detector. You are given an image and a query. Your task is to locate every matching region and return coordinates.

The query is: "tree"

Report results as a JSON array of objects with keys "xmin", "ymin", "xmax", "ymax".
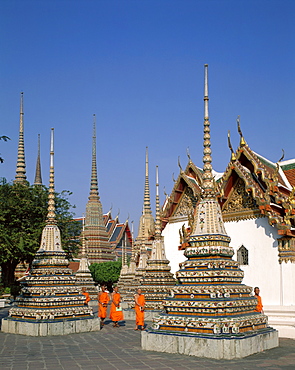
[
  {"xmin": 0, "ymin": 180, "xmax": 81, "ymax": 287},
  {"xmin": 0, "ymin": 135, "xmax": 10, "ymax": 163},
  {"xmin": 89, "ymin": 259, "xmax": 122, "ymax": 292}
]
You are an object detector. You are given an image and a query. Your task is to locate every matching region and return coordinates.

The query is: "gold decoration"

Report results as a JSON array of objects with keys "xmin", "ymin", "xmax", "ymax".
[
  {"xmin": 278, "ymin": 237, "xmax": 295, "ymax": 263},
  {"xmin": 222, "ymin": 178, "xmax": 260, "ymax": 221}
]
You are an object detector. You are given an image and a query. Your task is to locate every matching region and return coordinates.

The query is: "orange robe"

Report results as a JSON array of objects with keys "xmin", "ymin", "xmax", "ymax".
[
  {"xmin": 255, "ymin": 295, "xmax": 263, "ymax": 312},
  {"xmin": 82, "ymin": 291, "xmax": 90, "ymax": 305},
  {"xmin": 110, "ymin": 292, "xmax": 124, "ymax": 322},
  {"xmin": 135, "ymin": 294, "xmax": 145, "ymax": 326},
  {"xmin": 98, "ymin": 291, "xmax": 110, "ymax": 319}
]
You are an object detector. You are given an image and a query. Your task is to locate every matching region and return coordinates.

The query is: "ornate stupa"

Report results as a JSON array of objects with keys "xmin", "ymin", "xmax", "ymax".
[
  {"xmin": 117, "ymin": 225, "xmax": 137, "ymax": 307},
  {"xmin": 84, "ymin": 115, "xmax": 114, "ymax": 263},
  {"xmin": 142, "ymin": 65, "xmax": 278, "ymax": 359},
  {"xmin": 118, "ymin": 148, "xmax": 155, "ymax": 307},
  {"xmin": 14, "ymin": 92, "xmax": 27, "ymax": 184},
  {"xmin": 134, "ymin": 147, "xmax": 155, "ymax": 254},
  {"xmin": 75, "ymin": 220, "xmax": 98, "ymax": 302},
  {"xmin": 2, "ymin": 129, "xmax": 100, "ymax": 336},
  {"xmin": 140, "ymin": 166, "xmax": 176, "ymax": 310}
]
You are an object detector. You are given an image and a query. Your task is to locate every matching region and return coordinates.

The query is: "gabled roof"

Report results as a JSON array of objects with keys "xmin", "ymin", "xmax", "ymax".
[
  {"xmin": 162, "ymin": 131, "xmax": 295, "ymax": 237},
  {"xmin": 217, "ymin": 137, "xmax": 295, "ymax": 236},
  {"xmin": 162, "ymin": 161, "xmax": 203, "ymax": 227},
  {"xmin": 280, "ymin": 159, "xmax": 295, "ymax": 188}
]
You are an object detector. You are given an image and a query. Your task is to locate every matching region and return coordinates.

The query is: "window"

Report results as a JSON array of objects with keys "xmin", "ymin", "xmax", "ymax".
[{"xmin": 237, "ymin": 245, "xmax": 248, "ymax": 265}]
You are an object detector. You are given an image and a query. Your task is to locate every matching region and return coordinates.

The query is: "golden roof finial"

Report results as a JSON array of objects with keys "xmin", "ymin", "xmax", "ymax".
[
  {"xmin": 278, "ymin": 149, "xmax": 285, "ymax": 163},
  {"xmin": 187, "ymin": 147, "xmax": 192, "ymax": 162},
  {"xmin": 178, "ymin": 156, "xmax": 183, "ymax": 173},
  {"xmin": 237, "ymin": 115, "xmax": 246, "ymax": 147},
  {"xmin": 227, "ymin": 130, "xmax": 236, "ymax": 161}
]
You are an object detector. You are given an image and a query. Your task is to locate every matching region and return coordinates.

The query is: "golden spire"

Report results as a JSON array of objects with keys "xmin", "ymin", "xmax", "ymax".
[
  {"xmin": 89, "ymin": 114, "xmax": 100, "ymax": 202},
  {"xmin": 34, "ymin": 134, "xmax": 42, "ymax": 185},
  {"xmin": 14, "ymin": 92, "xmax": 27, "ymax": 184}
]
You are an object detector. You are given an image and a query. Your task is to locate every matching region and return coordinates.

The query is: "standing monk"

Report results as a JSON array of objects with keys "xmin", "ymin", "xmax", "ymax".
[
  {"xmin": 134, "ymin": 288, "xmax": 145, "ymax": 330},
  {"xmin": 98, "ymin": 285, "xmax": 110, "ymax": 327},
  {"xmin": 254, "ymin": 287, "xmax": 264, "ymax": 313},
  {"xmin": 110, "ymin": 286, "xmax": 124, "ymax": 327},
  {"xmin": 81, "ymin": 287, "xmax": 90, "ymax": 306}
]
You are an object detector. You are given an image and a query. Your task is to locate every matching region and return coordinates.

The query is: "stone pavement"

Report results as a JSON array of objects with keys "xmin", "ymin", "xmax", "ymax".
[{"xmin": 0, "ymin": 307, "xmax": 295, "ymax": 370}]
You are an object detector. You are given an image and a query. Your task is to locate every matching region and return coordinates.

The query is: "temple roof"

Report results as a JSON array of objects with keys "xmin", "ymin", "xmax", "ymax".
[{"xmin": 162, "ymin": 142, "xmax": 295, "ymax": 237}]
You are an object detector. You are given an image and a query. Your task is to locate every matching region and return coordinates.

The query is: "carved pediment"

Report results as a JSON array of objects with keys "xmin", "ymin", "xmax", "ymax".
[
  {"xmin": 222, "ymin": 178, "xmax": 261, "ymax": 221},
  {"xmin": 171, "ymin": 187, "xmax": 197, "ymax": 228}
]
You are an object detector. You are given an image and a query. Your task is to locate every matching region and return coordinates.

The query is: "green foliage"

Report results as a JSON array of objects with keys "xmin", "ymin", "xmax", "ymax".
[
  {"xmin": 0, "ymin": 135, "xmax": 10, "ymax": 163},
  {"xmin": 0, "ymin": 286, "xmax": 11, "ymax": 297},
  {"xmin": 89, "ymin": 259, "xmax": 122, "ymax": 291},
  {"xmin": 0, "ymin": 181, "xmax": 81, "ymax": 286}
]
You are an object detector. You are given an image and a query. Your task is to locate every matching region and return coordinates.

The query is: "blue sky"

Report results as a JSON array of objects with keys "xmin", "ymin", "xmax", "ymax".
[{"xmin": 1, "ymin": 0, "xmax": 294, "ymax": 234}]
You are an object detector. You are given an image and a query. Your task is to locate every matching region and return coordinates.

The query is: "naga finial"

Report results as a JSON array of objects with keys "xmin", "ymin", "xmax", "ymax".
[
  {"xmin": 227, "ymin": 130, "xmax": 236, "ymax": 161},
  {"xmin": 187, "ymin": 147, "xmax": 191, "ymax": 162},
  {"xmin": 178, "ymin": 156, "xmax": 183, "ymax": 172},
  {"xmin": 278, "ymin": 149, "xmax": 285, "ymax": 163},
  {"xmin": 237, "ymin": 115, "xmax": 246, "ymax": 147}
]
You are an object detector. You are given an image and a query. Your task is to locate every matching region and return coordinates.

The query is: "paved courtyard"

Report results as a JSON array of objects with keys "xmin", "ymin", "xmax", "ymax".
[{"xmin": 0, "ymin": 307, "xmax": 295, "ymax": 370}]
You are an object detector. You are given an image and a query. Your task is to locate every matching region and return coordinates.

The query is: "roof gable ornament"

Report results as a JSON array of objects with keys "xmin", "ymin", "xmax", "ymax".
[
  {"xmin": 227, "ymin": 130, "xmax": 236, "ymax": 162},
  {"xmin": 237, "ymin": 115, "xmax": 246, "ymax": 147},
  {"xmin": 178, "ymin": 156, "xmax": 183, "ymax": 173},
  {"xmin": 186, "ymin": 147, "xmax": 192, "ymax": 163}
]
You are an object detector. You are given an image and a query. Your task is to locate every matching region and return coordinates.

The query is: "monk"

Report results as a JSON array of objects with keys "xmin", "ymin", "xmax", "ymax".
[
  {"xmin": 109, "ymin": 286, "xmax": 124, "ymax": 327},
  {"xmin": 98, "ymin": 285, "xmax": 110, "ymax": 326},
  {"xmin": 81, "ymin": 287, "xmax": 90, "ymax": 306},
  {"xmin": 254, "ymin": 287, "xmax": 264, "ymax": 313},
  {"xmin": 134, "ymin": 288, "xmax": 145, "ymax": 330}
]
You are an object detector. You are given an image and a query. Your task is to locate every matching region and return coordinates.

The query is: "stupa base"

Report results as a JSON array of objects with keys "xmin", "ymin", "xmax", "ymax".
[
  {"xmin": 141, "ymin": 327, "xmax": 279, "ymax": 359},
  {"xmin": 1, "ymin": 316, "xmax": 101, "ymax": 336},
  {"xmin": 123, "ymin": 308, "xmax": 163, "ymax": 321}
]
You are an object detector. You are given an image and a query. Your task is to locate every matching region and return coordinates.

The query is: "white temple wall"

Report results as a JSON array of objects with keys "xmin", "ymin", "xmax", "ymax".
[
  {"xmin": 162, "ymin": 220, "xmax": 188, "ymax": 274},
  {"xmin": 280, "ymin": 262, "xmax": 295, "ymax": 306},
  {"xmin": 224, "ymin": 217, "xmax": 280, "ymax": 306},
  {"xmin": 162, "ymin": 217, "xmax": 295, "ymax": 307}
]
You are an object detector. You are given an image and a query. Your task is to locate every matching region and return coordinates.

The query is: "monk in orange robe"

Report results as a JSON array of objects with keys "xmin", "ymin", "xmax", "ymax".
[
  {"xmin": 110, "ymin": 286, "xmax": 124, "ymax": 327},
  {"xmin": 98, "ymin": 285, "xmax": 110, "ymax": 326},
  {"xmin": 82, "ymin": 287, "xmax": 90, "ymax": 306},
  {"xmin": 254, "ymin": 287, "xmax": 264, "ymax": 313},
  {"xmin": 134, "ymin": 288, "xmax": 145, "ymax": 330}
]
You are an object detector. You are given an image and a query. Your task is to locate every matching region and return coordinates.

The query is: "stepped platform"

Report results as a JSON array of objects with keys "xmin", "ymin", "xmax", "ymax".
[{"xmin": 142, "ymin": 327, "xmax": 278, "ymax": 359}]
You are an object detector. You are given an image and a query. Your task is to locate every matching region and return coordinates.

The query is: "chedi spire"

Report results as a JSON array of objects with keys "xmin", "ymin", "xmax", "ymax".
[
  {"xmin": 34, "ymin": 134, "xmax": 42, "ymax": 186},
  {"xmin": 14, "ymin": 92, "xmax": 27, "ymax": 184},
  {"xmin": 140, "ymin": 166, "xmax": 176, "ymax": 310},
  {"xmin": 84, "ymin": 115, "xmax": 114, "ymax": 263},
  {"xmin": 3, "ymin": 128, "xmax": 99, "ymax": 336},
  {"xmin": 144, "ymin": 65, "xmax": 277, "ymax": 359}
]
